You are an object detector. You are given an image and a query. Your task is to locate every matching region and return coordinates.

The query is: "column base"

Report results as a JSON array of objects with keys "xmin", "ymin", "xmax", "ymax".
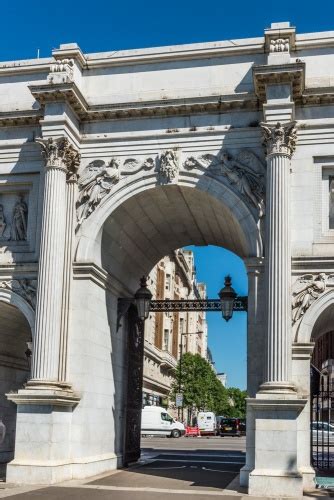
[
  {"xmin": 249, "ymin": 469, "xmax": 303, "ymax": 497},
  {"xmin": 7, "ymin": 453, "xmax": 122, "ymax": 484},
  {"xmin": 259, "ymin": 381, "xmax": 297, "ymax": 394},
  {"xmin": 6, "ymin": 380, "xmax": 80, "ymax": 407}
]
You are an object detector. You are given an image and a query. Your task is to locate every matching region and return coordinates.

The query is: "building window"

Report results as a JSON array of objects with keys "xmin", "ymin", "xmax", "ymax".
[
  {"xmin": 163, "ymin": 329, "xmax": 169, "ymax": 351},
  {"xmin": 165, "ymin": 274, "xmax": 171, "ymax": 291}
]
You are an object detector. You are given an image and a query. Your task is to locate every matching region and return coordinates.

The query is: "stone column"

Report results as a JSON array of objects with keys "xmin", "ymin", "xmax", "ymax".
[
  {"xmin": 260, "ymin": 121, "xmax": 298, "ymax": 392},
  {"xmin": 31, "ymin": 137, "xmax": 80, "ymax": 387},
  {"xmin": 59, "ymin": 167, "xmax": 78, "ymax": 381}
]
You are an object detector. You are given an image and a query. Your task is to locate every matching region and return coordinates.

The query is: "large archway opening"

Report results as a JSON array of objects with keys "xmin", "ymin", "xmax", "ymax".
[
  {"xmin": 0, "ymin": 301, "xmax": 31, "ymax": 469},
  {"xmin": 92, "ymin": 182, "xmax": 260, "ymax": 480}
]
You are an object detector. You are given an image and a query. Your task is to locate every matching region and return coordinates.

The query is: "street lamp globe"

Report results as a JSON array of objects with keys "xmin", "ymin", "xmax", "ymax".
[
  {"xmin": 219, "ymin": 275, "xmax": 237, "ymax": 322},
  {"xmin": 135, "ymin": 276, "xmax": 153, "ymax": 321}
]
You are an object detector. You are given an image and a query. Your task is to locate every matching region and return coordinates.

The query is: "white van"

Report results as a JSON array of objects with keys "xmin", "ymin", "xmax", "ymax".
[
  {"xmin": 197, "ymin": 411, "xmax": 216, "ymax": 435},
  {"xmin": 141, "ymin": 406, "xmax": 185, "ymax": 438}
]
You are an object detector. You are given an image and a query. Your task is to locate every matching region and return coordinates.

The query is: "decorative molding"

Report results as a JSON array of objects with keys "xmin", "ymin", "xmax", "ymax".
[
  {"xmin": 0, "ymin": 279, "xmax": 37, "ymax": 310},
  {"xmin": 35, "ymin": 137, "xmax": 80, "ymax": 174},
  {"xmin": 0, "ymin": 204, "xmax": 6, "ymax": 238},
  {"xmin": 292, "ymin": 273, "xmax": 328, "ymax": 324},
  {"xmin": 253, "ymin": 62, "xmax": 305, "ymax": 101},
  {"xmin": 158, "ymin": 150, "xmax": 179, "ymax": 184},
  {"xmin": 261, "ymin": 121, "xmax": 298, "ymax": 157},
  {"xmin": 184, "ymin": 148, "xmax": 265, "ymax": 217},
  {"xmin": 269, "ymin": 38, "xmax": 290, "ymax": 52},
  {"xmin": 48, "ymin": 59, "xmax": 74, "ymax": 84}
]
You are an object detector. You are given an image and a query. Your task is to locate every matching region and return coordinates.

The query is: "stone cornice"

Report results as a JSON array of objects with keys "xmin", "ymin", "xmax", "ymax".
[
  {"xmin": 0, "ymin": 110, "xmax": 42, "ymax": 127},
  {"xmin": 72, "ymin": 262, "xmax": 133, "ymax": 297},
  {"xmin": 253, "ymin": 62, "xmax": 305, "ymax": 101},
  {"xmin": 0, "ymin": 83, "xmax": 334, "ymax": 129},
  {"xmin": 29, "ymin": 82, "xmax": 88, "ymax": 118}
]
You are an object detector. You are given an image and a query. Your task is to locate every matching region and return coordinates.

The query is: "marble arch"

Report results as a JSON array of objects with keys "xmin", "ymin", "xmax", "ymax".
[{"xmin": 1, "ymin": 20, "xmax": 334, "ymax": 498}]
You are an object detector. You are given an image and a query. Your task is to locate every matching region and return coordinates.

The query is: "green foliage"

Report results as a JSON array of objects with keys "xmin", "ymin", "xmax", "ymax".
[{"xmin": 170, "ymin": 352, "xmax": 247, "ymax": 417}]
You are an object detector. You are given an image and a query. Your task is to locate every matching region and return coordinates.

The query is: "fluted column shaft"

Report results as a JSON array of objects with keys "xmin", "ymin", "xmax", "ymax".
[
  {"xmin": 261, "ymin": 122, "xmax": 297, "ymax": 390},
  {"xmin": 265, "ymin": 153, "xmax": 291, "ymax": 383},
  {"xmin": 31, "ymin": 137, "xmax": 80, "ymax": 384},
  {"xmin": 59, "ymin": 176, "xmax": 77, "ymax": 381},
  {"xmin": 32, "ymin": 165, "xmax": 67, "ymax": 381}
]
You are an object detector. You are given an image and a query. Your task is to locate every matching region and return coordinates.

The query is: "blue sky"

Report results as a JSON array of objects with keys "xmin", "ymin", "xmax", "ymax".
[
  {"xmin": 188, "ymin": 246, "xmax": 248, "ymax": 389},
  {"xmin": 1, "ymin": 0, "xmax": 334, "ymax": 61},
  {"xmin": 2, "ymin": 1, "xmax": 333, "ymax": 388}
]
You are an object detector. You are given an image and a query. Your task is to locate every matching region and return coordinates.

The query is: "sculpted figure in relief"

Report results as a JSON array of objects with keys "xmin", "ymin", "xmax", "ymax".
[
  {"xmin": 10, "ymin": 197, "xmax": 28, "ymax": 241},
  {"xmin": 292, "ymin": 273, "xmax": 327, "ymax": 324},
  {"xmin": 184, "ymin": 149, "xmax": 265, "ymax": 217},
  {"xmin": 77, "ymin": 159, "xmax": 120, "ymax": 226},
  {"xmin": 0, "ymin": 205, "xmax": 6, "ymax": 238},
  {"xmin": 0, "ymin": 279, "xmax": 37, "ymax": 309}
]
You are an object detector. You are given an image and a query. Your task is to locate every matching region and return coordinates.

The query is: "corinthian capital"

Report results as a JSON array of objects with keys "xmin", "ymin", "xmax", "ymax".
[
  {"xmin": 260, "ymin": 121, "xmax": 298, "ymax": 157},
  {"xmin": 36, "ymin": 137, "xmax": 80, "ymax": 175}
]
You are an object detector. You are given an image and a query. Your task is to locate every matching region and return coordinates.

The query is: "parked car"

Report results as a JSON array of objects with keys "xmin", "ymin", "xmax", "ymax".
[
  {"xmin": 239, "ymin": 418, "xmax": 246, "ymax": 435},
  {"xmin": 312, "ymin": 421, "xmax": 334, "ymax": 444},
  {"xmin": 197, "ymin": 411, "xmax": 216, "ymax": 435},
  {"xmin": 141, "ymin": 406, "xmax": 185, "ymax": 438},
  {"xmin": 218, "ymin": 417, "xmax": 241, "ymax": 436}
]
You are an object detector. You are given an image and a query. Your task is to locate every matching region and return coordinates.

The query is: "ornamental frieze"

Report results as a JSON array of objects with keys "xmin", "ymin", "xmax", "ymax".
[{"xmin": 76, "ymin": 148, "xmax": 265, "ymax": 225}]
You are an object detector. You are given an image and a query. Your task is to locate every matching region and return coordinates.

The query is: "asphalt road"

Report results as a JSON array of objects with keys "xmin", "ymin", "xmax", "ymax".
[{"xmin": 0, "ymin": 436, "xmax": 247, "ymax": 499}]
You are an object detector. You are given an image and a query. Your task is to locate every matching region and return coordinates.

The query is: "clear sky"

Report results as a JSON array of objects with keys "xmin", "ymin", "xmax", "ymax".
[
  {"xmin": 188, "ymin": 246, "xmax": 248, "ymax": 389},
  {"xmin": 2, "ymin": 1, "xmax": 333, "ymax": 388},
  {"xmin": 1, "ymin": 0, "xmax": 334, "ymax": 61}
]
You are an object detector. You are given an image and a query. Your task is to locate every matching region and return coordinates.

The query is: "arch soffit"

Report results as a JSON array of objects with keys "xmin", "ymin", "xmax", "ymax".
[
  {"xmin": 0, "ymin": 289, "xmax": 35, "ymax": 336},
  {"xmin": 75, "ymin": 173, "xmax": 263, "ymax": 262},
  {"xmin": 296, "ymin": 288, "xmax": 334, "ymax": 344}
]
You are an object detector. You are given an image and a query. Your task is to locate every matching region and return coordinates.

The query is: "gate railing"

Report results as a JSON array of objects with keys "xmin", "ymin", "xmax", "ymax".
[{"xmin": 311, "ymin": 376, "xmax": 334, "ymax": 474}]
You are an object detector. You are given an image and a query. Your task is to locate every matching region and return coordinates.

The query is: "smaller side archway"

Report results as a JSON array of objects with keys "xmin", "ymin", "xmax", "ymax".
[
  {"xmin": 295, "ymin": 289, "xmax": 334, "ymax": 345},
  {"xmin": 0, "ymin": 291, "xmax": 33, "ymax": 468}
]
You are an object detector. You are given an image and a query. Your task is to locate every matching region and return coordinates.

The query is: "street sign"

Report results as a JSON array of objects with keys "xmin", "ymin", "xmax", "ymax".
[{"xmin": 175, "ymin": 393, "xmax": 183, "ymax": 407}]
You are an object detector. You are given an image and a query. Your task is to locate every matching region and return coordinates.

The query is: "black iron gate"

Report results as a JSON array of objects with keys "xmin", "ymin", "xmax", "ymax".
[
  {"xmin": 311, "ymin": 364, "xmax": 334, "ymax": 474},
  {"xmin": 123, "ymin": 305, "xmax": 145, "ymax": 466}
]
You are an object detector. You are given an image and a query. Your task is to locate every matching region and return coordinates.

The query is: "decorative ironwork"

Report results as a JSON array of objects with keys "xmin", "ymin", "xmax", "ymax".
[
  {"xmin": 118, "ymin": 296, "xmax": 247, "ymax": 330},
  {"xmin": 149, "ymin": 297, "xmax": 248, "ymax": 312},
  {"xmin": 123, "ymin": 305, "xmax": 145, "ymax": 466},
  {"xmin": 311, "ymin": 364, "xmax": 334, "ymax": 474}
]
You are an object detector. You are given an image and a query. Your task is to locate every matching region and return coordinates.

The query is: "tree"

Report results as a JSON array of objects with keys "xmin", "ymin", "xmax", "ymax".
[
  {"xmin": 170, "ymin": 352, "xmax": 230, "ymax": 414},
  {"xmin": 224, "ymin": 387, "xmax": 247, "ymax": 418}
]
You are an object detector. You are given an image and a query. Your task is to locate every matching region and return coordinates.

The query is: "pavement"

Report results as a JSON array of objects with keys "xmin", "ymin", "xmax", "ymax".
[{"xmin": 0, "ymin": 436, "xmax": 328, "ymax": 499}]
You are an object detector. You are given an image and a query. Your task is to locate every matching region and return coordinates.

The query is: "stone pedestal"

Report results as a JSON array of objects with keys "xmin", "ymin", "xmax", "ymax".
[{"xmin": 248, "ymin": 397, "xmax": 306, "ymax": 497}]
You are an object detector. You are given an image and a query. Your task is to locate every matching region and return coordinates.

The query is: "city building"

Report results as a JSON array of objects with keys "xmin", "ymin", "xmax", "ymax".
[
  {"xmin": 142, "ymin": 249, "xmax": 208, "ymax": 408},
  {"xmin": 217, "ymin": 372, "xmax": 228, "ymax": 387}
]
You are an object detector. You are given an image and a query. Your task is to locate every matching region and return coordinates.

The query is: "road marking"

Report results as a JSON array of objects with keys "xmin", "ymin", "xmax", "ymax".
[
  {"xmin": 202, "ymin": 467, "xmax": 237, "ymax": 474},
  {"xmin": 148, "ymin": 466, "xmax": 187, "ymax": 470}
]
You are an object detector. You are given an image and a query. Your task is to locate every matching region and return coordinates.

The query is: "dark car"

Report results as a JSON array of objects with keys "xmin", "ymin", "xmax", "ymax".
[
  {"xmin": 239, "ymin": 418, "xmax": 246, "ymax": 435},
  {"xmin": 219, "ymin": 418, "xmax": 241, "ymax": 436}
]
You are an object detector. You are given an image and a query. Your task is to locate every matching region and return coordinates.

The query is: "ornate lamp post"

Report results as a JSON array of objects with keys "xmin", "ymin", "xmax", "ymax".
[{"xmin": 219, "ymin": 276, "xmax": 237, "ymax": 322}]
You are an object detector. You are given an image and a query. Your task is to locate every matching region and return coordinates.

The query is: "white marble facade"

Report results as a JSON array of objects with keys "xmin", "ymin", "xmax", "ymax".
[{"xmin": 0, "ymin": 20, "xmax": 333, "ymax": 496}]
